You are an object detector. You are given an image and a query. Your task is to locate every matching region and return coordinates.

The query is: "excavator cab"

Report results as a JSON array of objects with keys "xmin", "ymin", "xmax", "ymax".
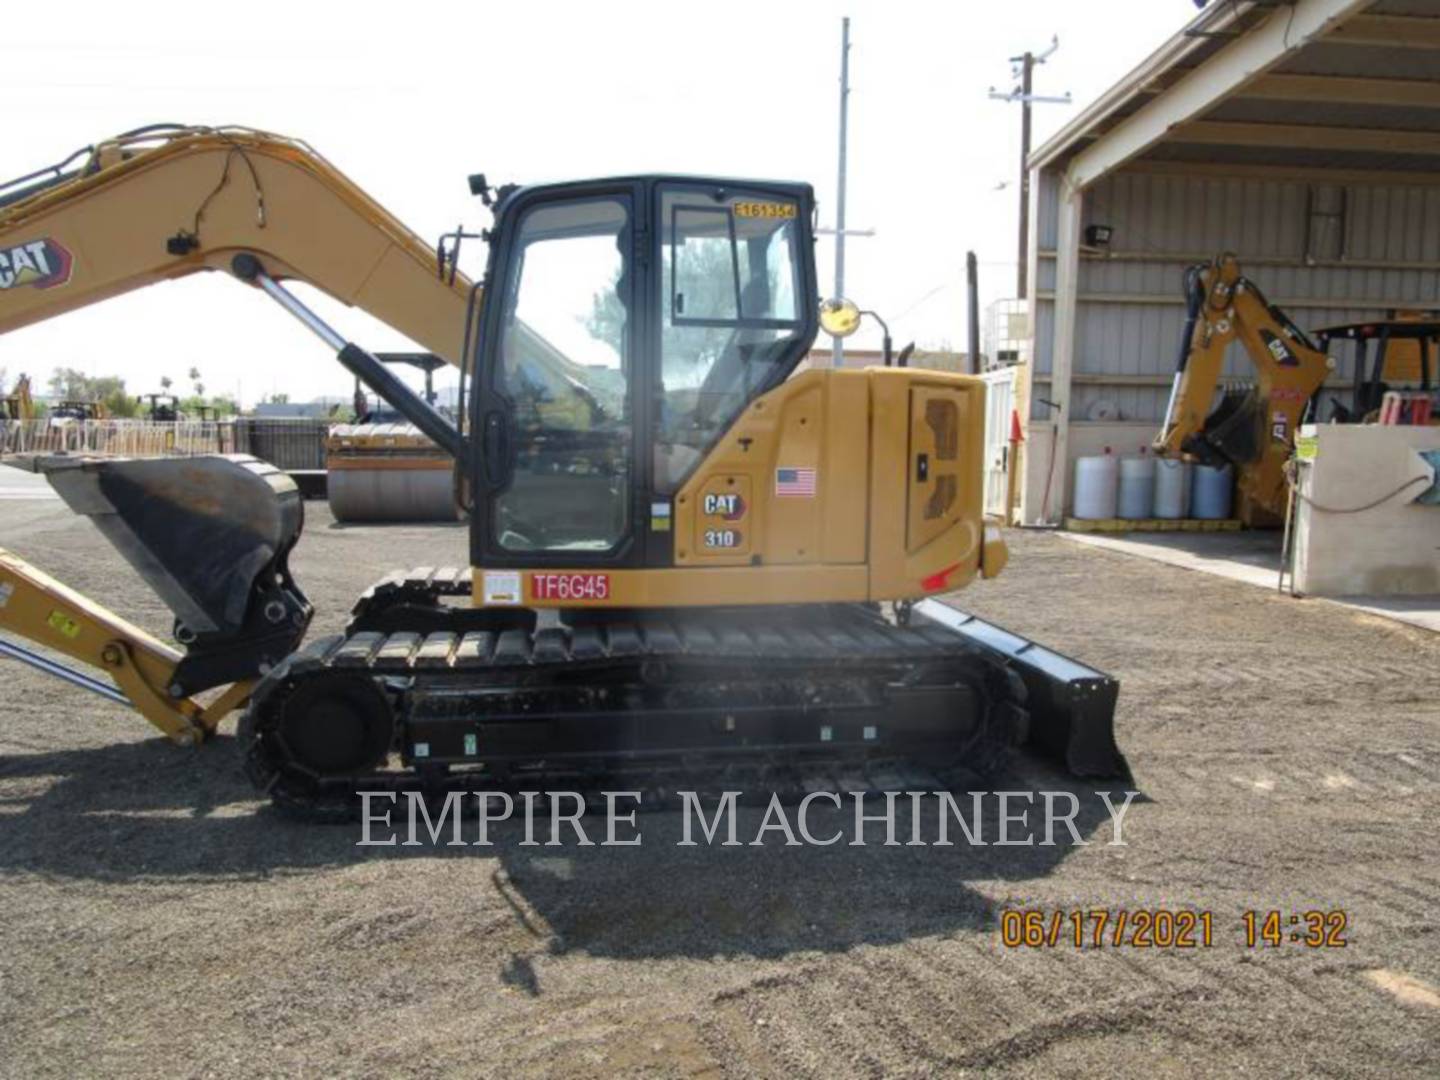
[{"xmin": 470, "ymin": 178, "xmax": 817, "ymax": 569}]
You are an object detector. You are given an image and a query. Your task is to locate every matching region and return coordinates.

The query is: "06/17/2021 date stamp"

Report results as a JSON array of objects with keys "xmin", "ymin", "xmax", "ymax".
[{"xmin": 999, "ymin": 909, "xmax": 1349, "ymax": 950}]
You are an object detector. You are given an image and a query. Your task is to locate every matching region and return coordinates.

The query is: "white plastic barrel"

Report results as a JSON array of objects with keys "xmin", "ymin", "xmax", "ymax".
[
  {"xmin": 1072, "ymin": 449, "xmax": 1119, "ymax": 520},
  {"xmin": 1117, "ymin": 451, "xmax": 1157, "ymax": 520},
  {"xmin": 1191, "ymin": 463, "xmax": 1234, "ymax": 520},
  {"xmin": 1153, "ymin": 458, "xmax": 1192, "ymax": 519}
]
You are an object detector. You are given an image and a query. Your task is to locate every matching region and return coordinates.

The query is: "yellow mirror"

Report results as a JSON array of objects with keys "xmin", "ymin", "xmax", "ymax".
[{"xmin": 819, "ymin": 297, "xmax": 862, "ymax": 339}]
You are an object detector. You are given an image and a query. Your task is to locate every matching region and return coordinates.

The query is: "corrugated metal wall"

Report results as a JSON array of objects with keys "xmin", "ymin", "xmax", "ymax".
[{"xmin": 1030, "ymin": 168, "xmax": 1440, "ymax": 422}]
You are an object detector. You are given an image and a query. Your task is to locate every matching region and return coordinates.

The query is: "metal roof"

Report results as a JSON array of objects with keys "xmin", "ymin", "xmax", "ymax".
[{"xmin": 1029, "ymin": 0, "xmax": 1440, "ymax": 185}]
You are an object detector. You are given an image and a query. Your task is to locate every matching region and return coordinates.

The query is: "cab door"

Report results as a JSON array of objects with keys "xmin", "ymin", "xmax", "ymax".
[{"xmin": 471, "ymin": 186, "xmax": 643, "ymax": 569}]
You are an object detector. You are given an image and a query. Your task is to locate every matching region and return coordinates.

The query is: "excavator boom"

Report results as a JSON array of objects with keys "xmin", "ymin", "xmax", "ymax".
[
  {"xmin": 0, "ymin": 125, "xmax": 470, "ymax": 742},
  {"xmin": 1, "ymin": 124, "xmax": 474, "ymax": 363},
  {"xmin": 1, "ymin": 373, "xmax": 36, "ymax": 421}
]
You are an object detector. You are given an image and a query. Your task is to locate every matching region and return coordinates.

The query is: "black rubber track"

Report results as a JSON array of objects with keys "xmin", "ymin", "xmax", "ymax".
[{"xmin": 239, "ymin": 570, "xmax": 1022, "ymax": 823}]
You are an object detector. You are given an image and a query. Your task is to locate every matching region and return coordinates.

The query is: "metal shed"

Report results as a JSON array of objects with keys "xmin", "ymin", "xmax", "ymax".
[{"xmin": 1016, "ymin": 0, "xmax": 1440, "ymax": 524}]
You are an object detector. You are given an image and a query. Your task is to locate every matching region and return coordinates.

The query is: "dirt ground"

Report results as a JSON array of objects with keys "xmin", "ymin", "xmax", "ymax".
[{"xmin": 2, "ymin": 489, "xmax": 1438, "ymax": 1078}]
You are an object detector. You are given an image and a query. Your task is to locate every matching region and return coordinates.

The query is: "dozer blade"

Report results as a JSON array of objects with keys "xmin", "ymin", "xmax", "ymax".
[
  {"xmin": 913, "ymin": 600, "xmax": 1129, "ymax": 779},
  {"xmin": 18, "ymin": 453, "xmax": 313, "ymax": 695}
]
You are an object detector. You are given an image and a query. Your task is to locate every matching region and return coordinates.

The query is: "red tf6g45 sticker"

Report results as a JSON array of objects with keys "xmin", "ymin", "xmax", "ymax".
[{"xmin": 530, "ymin": 573, "xmax": 611, "ymax": 601}]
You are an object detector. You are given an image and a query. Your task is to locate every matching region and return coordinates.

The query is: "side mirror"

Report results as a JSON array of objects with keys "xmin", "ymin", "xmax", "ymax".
[{"xmin": 819, "ymin": 297, "xmax": 862, "ymax": 339}]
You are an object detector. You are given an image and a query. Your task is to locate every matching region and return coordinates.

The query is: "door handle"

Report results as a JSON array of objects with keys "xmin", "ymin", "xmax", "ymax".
[
  {"xmin": 916, "ymin": 452, "xmax": 929, "ymax": 483},
  {"xmin": 483, "ymin": 411, "xmax": 509, "ymax": 485}
]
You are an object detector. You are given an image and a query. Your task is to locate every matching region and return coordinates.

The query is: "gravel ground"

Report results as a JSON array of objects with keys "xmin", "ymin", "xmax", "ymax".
[{"xmin": 2, "ymin": 491, "xmax": 1438, "ymax": 1078}]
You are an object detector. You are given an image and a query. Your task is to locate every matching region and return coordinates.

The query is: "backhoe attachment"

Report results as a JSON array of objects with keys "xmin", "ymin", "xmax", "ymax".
[{"xmin": 1155, "ymin": 254, "xmax": 1334, "ymax": 524}]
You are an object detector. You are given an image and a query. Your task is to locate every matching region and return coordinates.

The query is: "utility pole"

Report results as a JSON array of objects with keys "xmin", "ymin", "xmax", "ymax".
[
  {"xmin": 833, "ymin": 16, "xmax": 851, "ymax": 369},
  {"xmin": 966, "ymin": 251, "xmax": 981, "ymax": 375},
  {"xmin": 989, "ymin": 37, "xmax": 1070, "ymax": 299},
  {"xmin": 1016, "ymin": 52, "xmax": 1033, "ymax": 299}
]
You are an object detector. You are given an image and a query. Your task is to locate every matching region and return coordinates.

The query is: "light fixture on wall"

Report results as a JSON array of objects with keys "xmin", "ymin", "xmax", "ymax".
[{"xmin": 1084, "ymin": 224, "xmax": 1114, "ymax": 248}]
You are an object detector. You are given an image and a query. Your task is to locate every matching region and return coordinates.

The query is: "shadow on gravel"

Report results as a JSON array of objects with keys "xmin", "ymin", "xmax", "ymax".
[{"xmin": 0, "ymin": 735, "xmax": 1136, "ymax": 961}]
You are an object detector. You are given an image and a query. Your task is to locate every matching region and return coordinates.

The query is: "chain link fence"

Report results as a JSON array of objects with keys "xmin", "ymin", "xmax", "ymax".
[{"xmin": 0, "ymin": 418, "xmax": 330, "ymax": 470}]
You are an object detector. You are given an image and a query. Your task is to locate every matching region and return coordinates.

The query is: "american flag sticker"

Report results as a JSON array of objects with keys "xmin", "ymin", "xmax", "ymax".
[{"xmin": 775, "ymin": 467, "xmax": 817, "ymax": 498}]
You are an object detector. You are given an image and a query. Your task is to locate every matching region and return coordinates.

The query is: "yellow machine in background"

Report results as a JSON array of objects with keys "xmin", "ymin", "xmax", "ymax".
[
  {"xmin": 326, "ymin": 421, "xmax": 459, "ymax": 523},
  {"xmin": 1156, "ymin": 255, "xmax": 1438, "ymax": 525},
  {"xmin": 1373, "ymin": 311, "xmax": 1438, "ymax": 385},
  {"xmin": 0, "ymin": 125, "xmax": 1125, "ymax": 819},
  {"xmin": 1, "ymin": 373, "xmax": 36, "ymax": 421},
  {"xmin": 1155, "ymin": 255, "xmax": 1333, "ymax": 525},
  {"xmin": 48, "ymin": 398, "xmax": 109, "ymax": 422}
]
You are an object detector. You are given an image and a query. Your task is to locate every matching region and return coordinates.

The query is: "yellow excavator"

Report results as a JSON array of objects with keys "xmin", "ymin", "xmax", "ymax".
[
  {"xmin": 0, "ymin": 125, "xmax": 1125, "ymax": 818},
  {"xmin": 1155, "ymin": 255, "xmax": 1438, "ymax": 525},
  {"xmin": 1, "ymin": 372, "xmax": 35, "ymax": 422},
  {"xmin": 1154, "ymin": 255, "xmax": 1334, "ymax": 525}
]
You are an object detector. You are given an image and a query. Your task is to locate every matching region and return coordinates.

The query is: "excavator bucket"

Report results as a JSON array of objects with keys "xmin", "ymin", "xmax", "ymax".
[{"xmin": 13, "ymin": 453, "xmax": 312, "ymax": 695}]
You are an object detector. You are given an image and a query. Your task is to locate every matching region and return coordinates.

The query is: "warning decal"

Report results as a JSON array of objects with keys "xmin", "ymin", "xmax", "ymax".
[{"xmin": 483, "ymin": 570, "xmax": 521, "ymax": 606}]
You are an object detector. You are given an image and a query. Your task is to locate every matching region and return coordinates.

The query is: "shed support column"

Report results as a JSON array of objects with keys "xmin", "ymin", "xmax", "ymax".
[
  {"xmin": 1017, "ymin": 164, "xmax": 1044, "ymax": 525},
  {"xmin": 1044, "ymin": 176, "xmax": 1082, "ymax": 524}
]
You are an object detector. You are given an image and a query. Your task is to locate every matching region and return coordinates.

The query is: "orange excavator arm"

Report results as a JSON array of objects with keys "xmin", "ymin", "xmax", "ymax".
[
  {"xmin": 0, "ymin": 123, "xmax": 622, "ymax": 747},
  {"xmin": 0, "ymin": 124, "xmax": 476, "ymax": 365},
  {"xmin": 0, "ymin": 125, "xmax": 489, "ymax": 742},
  {"xmin": 1, "ymin": 373, "xmax": 35, "ymax": 420},
  {"xmin": 1154, "ymin": 254, "xmax": 1333, "ymax": 525}
]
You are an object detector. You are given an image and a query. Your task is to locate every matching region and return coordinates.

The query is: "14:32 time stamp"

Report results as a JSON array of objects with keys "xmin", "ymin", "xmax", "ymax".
[
  {"xmin": 999, "ymin": 908, "xmax": 1348, "ymax": 949},
  {"xmin": 1242, "ymin": 909, "xmax": 1347, "ymax": 949}
]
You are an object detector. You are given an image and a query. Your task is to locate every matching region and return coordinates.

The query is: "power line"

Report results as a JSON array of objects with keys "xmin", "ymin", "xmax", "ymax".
[{"xmin": 988, "ymin": 35, "xmax": 1071, "ymax": 299}]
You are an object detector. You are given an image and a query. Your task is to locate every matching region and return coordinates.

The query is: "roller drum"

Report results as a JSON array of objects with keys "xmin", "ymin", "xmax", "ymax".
[
  {"xmin": 325, "ymin": 421, "xmax": 460, "ymax": 524},
  {"xmin": 328, "ymin": 465, "xmax": 459, "ymax": 523}
]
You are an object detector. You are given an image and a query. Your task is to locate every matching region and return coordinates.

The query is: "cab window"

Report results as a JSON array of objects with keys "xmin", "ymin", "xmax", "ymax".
[
  {"xmin": 493, "ymin": 197, "xmax": 632, "ymax": 553},
  {"xmin": 656, "ymin": 186, "xmax": 804, "ymax": 492}
]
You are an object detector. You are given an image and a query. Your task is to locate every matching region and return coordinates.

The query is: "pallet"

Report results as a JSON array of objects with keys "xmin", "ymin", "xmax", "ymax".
[{"xmin": 1064, "ymin": 516, "xmax": 1243, "ymax": 533}]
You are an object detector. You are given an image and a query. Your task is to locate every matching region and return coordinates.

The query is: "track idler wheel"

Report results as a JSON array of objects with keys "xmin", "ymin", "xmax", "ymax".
[{"xmin": 272, "ymin": 672, "xmax": 395, "ymax": 778}]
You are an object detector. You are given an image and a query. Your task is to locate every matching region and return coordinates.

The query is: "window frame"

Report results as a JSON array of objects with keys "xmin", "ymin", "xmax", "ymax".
[
  {"xmin": 471, "ymin": 182, "xmax": 647, "ymax": 570},
  {"xmin": 467, "ymin": 176, "xmax": 820, "ymax": 574},
  {"xmin": 666, "ymin": 198, "xmax": 804, "ymax": 332}
]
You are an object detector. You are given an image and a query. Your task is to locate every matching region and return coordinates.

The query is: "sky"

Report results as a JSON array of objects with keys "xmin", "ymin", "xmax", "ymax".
[{"xmin": 1, "ymin": 0, "xmax": 1194, "ymax": 408}]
